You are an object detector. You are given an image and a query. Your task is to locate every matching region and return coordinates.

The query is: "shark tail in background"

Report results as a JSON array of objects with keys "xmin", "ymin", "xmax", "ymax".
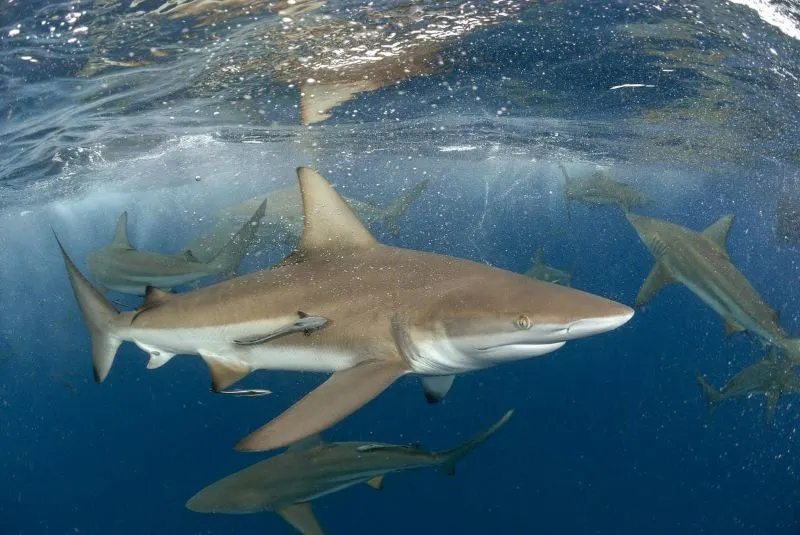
[
  {"xmin": 696, "ymin": 374, "xmax": 723, "ymax": 415},
  {"xmin": 438, "ymin": 409, "xmax": 514, "ymax": 476},
  {"xmin": 379, "ymin": 178, "xmax": 430, "ymax": 236},
  {"xmin": 205, "ymin": 198, "xmax": 267, "ymax": 278},
  {"xmin": 54, "ymin": 233, "xmax": 126, "ymax": 383}
]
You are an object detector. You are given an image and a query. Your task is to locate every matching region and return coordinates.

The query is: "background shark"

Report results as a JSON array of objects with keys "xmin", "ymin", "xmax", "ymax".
[
  {"xmin": 86, "ymin": 199, "xmax": 266, "ymax": 295},
  {"xmin": 186, "ymin": 410, "xmax": 513, "ymax": 535},
  {"xmin": 57, "ymin": 166, "xmax": 633, "ymax": 453},
  {"xmin": 524, "ymin": 245, "xmax": 572, "ymax": 287},
  {"xmin": 559, "ymin": 164, "xmax": 653, "ymax": 216},
  {"xmin": 697, "ymin": 349, "xmax": 800, "ymax": 425},
  {"xmin": 626, "ymin": 211, "xmax": 800, "ymax": 362},
  {"xmin": 183, "ymin": 179, "xmax": 429, "ymax": 263}
]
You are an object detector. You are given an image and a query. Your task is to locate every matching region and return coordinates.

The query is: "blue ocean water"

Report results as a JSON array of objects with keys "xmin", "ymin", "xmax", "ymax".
[{"xmin": 2, "ymin": 0, "xmax": 800, "ymax": 534}]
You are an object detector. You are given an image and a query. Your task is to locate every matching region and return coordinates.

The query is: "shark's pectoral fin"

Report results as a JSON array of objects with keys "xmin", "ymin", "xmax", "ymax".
[
  {"xmin": 702, "ymin": 214, "xmax": 735, "ymax": 254},
  {"xmin": 635, "ymin": 261, "xmax": 674, "ymax": 308},
  {"xmin": 365, "ymin": 475, "xmax": 385, "ymax": 490},
  {"xmin": 277, "ymin": 502, "xmax": 326, "ymax": 535},
  {"xmin": 202, "ymin": 356, "xmax": 252, "ymax": 391},
  {"xmin": 422, "ymin": 375, "xmax": 455, "ymax": 404},
  {"xmin": 723, "ymin": 319, "xmax": 746, "ymax": 337},
  {"xmin": 235, "ymin": 359, "xmax": 408, "ymax": 452}
]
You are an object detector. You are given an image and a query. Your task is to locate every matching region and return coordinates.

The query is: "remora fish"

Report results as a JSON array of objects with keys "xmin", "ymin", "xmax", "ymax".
[
  {"xmin": 524, "ymin": 245, "xmax": 572, "ymax": 287},
  {"xmin": 559, "ymin": 164, "xmax": 653, "ymax": 216},
  {"xmin": 186, "ymin": 410, "xmax": 514, "ymax": 535},
  {"xmin": 56, "ymin": 167, "xmax": 633, "ymax": 452},
  {"xmin": 183, "ymin": 178, "xmax": 429, "ymax": 262},
  {"xmin": 626, "ymin": 211, "xmax": 800, "ymax": 361},
  {"xmin": 697, "ymin": 348, "xmax": 800, "ymax": 424},
  {"xmin": 86, "ymin": 200, "xmax": 266, "ymax": 295}
]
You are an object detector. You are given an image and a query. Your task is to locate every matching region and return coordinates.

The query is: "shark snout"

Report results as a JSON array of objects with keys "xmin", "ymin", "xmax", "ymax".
[{"xmin": 563, "ymin": 308, "xmax": 634, "ymax": 339}]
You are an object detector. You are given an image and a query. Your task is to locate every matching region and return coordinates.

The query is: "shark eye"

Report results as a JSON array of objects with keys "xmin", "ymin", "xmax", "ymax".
[{"xmin": 516, "ymin": 314, "xmax": 532, "ymax": 330}]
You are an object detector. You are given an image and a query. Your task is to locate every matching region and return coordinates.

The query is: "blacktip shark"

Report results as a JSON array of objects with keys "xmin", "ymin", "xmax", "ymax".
[
  {"xmin": 559, "ymin": 164, "xmax": 653, "ymax": 216},
  {"xmin": 626, "ymin": 211, "xmax": 800, "ymax": 361},
  {"xmin": 86, "ymin": 199, "xmax": 266, "ymax": 296},
  {"xmin": 186, "ymin": 409, "xmax": 514, "ymax": 535},
  {"xmin": 697, "ymin": 348, "xmax": 800, "ymax": 424},
  {"xmin": 182, "ymin": 178, "xmax": 430, "ymax": 263},
  {"xmin": 524, "ymin": 245, "xmax": 572, "ymax": 287},
  {"xmin": 56, "ymin": 166, "xmax": 633, "ymax": 452}
]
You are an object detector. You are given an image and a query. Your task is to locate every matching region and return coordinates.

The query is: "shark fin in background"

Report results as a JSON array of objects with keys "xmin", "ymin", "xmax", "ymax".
[
  {"xmin": 203, "ymin": 356, "xmax": 252, "ymax": 392},
  {"xmin": 380, "ymin": 178, "xmax": 431, "ymax": 237},
  {"xmin": 277, "ymin": 502, "xmax": 326, "ymax": 535},
  {"xmin": 234, "ymin": 359, "xmax": 408, "ymax": 452},
  {"xmin": 112, "ymin": 212, "xmax": 134, "ymax": 250},
  {"xmin": 439, "ymin": 409, "xmax": 514, "ymax": 476},
  {"xmin": 287, "ymin": 434, "xmax": 325, "ymax": 453},
  {"xmin": 723, "ymin": 319, "xmax": 746, "ymax": 337},
  {"xmin": 702, "ymin": 214, "xmax": 735, "ymax": 254},
  {"xmin": 696, "ymin": 374, "xmax": 722, "ymax": 415},
  {"xmin": 365, "ymin": 475, "xmax": 385, "ymax": 490},
  {"xmin": 422, "ymin": 375, "xmax": 455, "ymax": 404},
  {"xmin": 635, "ymin": 261, "xmax": 674, "ymax": 308},
  {"xmin": 299, "ymin": 81, "xmax": 381, "ymax": 125}
]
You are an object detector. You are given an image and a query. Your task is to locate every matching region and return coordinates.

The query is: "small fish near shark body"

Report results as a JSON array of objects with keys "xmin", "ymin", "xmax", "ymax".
[
  {"xmin": 186, "ymin": 410, "xmax": 514, "ymax": 535},
  {"xmin": 56, "ymin": 167, "xmax": 633, "ymax": 453},
  {"xmin": 86, "ymin": 199, "xmax": 266, "ymax": 296}
]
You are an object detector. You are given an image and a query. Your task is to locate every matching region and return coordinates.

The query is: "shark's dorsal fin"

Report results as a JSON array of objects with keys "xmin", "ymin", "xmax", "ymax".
[
  {"xmin": 112, "ymin": 212, "xmax": 134, "ymax": 250},
  {"xmin": 702, "ymin": 214, "xmax": 735, "ymax": 252},
  {"xmin": 295, "ymin": 167, "xmax": 378, "ymax": 254},
  {"xmin": 365, "ymin": 475, "xmax": 385, "ymax": 490},
  {"xmin": 182, "ymin": 249, "xmax": 199, "ymax": 263},
  {"xmin": 277, "ymin": 502, "xmax": 326, "ymax": 535}
]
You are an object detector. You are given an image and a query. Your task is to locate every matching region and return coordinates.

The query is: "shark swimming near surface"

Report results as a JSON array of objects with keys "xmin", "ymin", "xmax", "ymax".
[
  {"xmin": 186, "ymin": 410, "xmax": 514, "ymax": 535},
  {"xmin": 697, "ymin": 348, "xmax": 800, "ymax": 424},
  {"xmin": 182, "ymin": 178, "xmax": 430, "ymax": 263},
  {"xmin": 56, "ymin": 166, "xmax": 633, "ymax": 452},
  {"xmin": 626, "ymin": 211, "xmax": 800, "ymax": 361},
  {"xmin": 86, "ymin": 199, "xmax": 266, "ymax": 295},
  {"xmin": 559, "ymin": 164, "xmax": 653, "ymax": 216},
  {"xmin": 524, "ymin": 245, "xmax": 572, "ymax": 286}
]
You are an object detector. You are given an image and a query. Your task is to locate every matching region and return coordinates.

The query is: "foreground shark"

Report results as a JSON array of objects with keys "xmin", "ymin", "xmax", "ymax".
[
  {"xmin": 56, "ymin": 166, "xmax": 633, "ymax": 452},
  {"xmin": 626, "ymin": 211, "xmax": 800, "ymax": 361},
  {"xmin": 86, "ymin": 200, "xmax": 266, "ymax": 295},
  {"xmin": 559, "ymin": 164, "xmax": 653, "ymax": 216},
  {"xmin": 183, "ymin": 179, "xmax": 429, "ymax": 263},
  {"xmin": 186, "ymin": 410, "xmax": 513, "ymax": 535},
  {"xmin": 524, "ymin": 246, "xmax": 572, "ymax": 287},
  {"xmin": 697, "ymin": 349, "xmax": 800, "ymax": 424}
]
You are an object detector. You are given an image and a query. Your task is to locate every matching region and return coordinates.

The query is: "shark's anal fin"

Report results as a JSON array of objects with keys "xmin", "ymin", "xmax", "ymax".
[
  {"xmin": 202, "ymin": 356, "xmax": 252, "ymax": 392},
  {"xmin": 277, "ymin": 502, "xmax": 326, "ymax": 535},
  {"xmin": 702, "ymin": 214, "xmax": 735, "ymax": 254},
  {"xmin": 635, "ymin": 261, "xmax": 674, "ymax": 308},
  {"xmin": 365, "ymin": 475, "xmax": 385, "ymax": 490},
  {"xmin": 112, "ymin": 212, "xmax": 134, "ymax": 250},
  {"xmin": 422, "ymin": 375, "xmax": 455, "ymax": 404},
  {"xmin": 234, "ymin": 359, "xmax": 408, "ymax": 452},
  {"xmin": 723, "ymin": 319, "xmax": 746, "ymax": 337}
]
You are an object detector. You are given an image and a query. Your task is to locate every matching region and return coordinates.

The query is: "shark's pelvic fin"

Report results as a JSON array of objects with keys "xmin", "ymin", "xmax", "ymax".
[
  {"xmin": 203, "ymin": 356, "xmax": 252, "ymax": 392},
  {"xmin": 111, "ymin": 212, "xmax": 134, "ymax": 250},
  {"xmin": 234, "ymin": 359, "xmax": 408, "ymax": 452},
  {"xmin": 723, "ymin": 319, "xmax": 746, "ymax": 337},
  {"xmin": 702, "ymin": 214, "xmax": 735, "ymax": 253},
  {"xmin": 365, "ymin": 475, "xmax": 385, "ymax": 490},
  {"xmin": 635, "ymin": 261, "xmax": 674, "ymax": 308},
  {"xmin": 54, "ymin": 233, "xmax": 124, "ymax": 383},
  {"xmin": 439, "ymin": 409, "xmax": 514, "ymax": 476},
  {"xmin": 422, "ymin": 375, "xmax": 455, "ymax": 404},
  {"xmin": 277, "ymin": 502, "xmax": 326, "ymax": 535}
]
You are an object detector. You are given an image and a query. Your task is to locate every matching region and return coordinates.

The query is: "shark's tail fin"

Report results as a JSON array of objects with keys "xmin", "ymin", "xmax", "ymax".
[
  {"xmin": 438, "ymin": 409, "xmax": 513, "ymax": 476},
  {"xmin": 207, "ymin": 198, "xmax": 267, "ymax": 278},
  {"xmin": 696, "ymin": 374, "xmax": 723, "ymax": 415},
  {"xmin": 379, "ymin": 178, "xmax": 430, "ymax": 237},
  {"xmin": 54, "ymin": 233, "xmax": 125, "ymax": 383}
]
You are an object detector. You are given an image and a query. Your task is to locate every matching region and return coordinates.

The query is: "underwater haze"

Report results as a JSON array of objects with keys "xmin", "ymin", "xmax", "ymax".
[{"xmin": 2, "ymin": 0, "xmax": 800, "ymax": 534}]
